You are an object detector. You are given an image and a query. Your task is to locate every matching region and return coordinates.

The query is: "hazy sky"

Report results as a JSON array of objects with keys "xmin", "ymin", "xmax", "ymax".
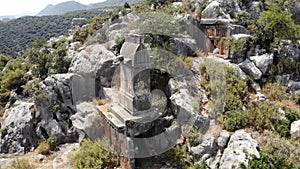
[{"xmin": 0, "ymin": 0, "xmax": 105, "ymax": 16}]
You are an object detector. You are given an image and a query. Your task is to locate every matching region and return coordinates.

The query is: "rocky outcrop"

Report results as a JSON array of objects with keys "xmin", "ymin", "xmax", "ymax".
[
  {"xmin": 69, "ymin": 44, "xmax": 116, "ymax": 74},
  {"xmin": 202, "ymin": 1, "xmax": 231, "ymax": 19},
  {"xmin": 239, "ymin": 59, "xmax": 262, "ymax": 80},
  {"xmin": 219, "ymin": 130, "xmax": 259, "ymax": 169},
  {"xmin": 249, "ymin": 53, "xmax": 274, "ymax": 74},
  {"xmin": 71, "ymin": 102, "xmax": 103, "ymax": 141},
  {"xmin": 0, "ymin": 101, "xmax": 37, "ymax": 154},
  {"xmin": 69, "ymin": 44, "xmax": 118, "ymax": 98},
  {"xmin": 36, "ymin": 73, "xmax": 78, "ymax": 144}
]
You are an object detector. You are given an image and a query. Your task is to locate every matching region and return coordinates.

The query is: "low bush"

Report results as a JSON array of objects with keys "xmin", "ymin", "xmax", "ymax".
[
  {"xmin": 262, "ymin": 82, "xmax": 287, "ymax": 101},
  {"xmin": 10, "ymin": 159, "xmax": 32, "ymax": 169},
  {"xmin": 221, "ymin": 111, "xmax": 246, "ymax": 132},
  {"xmin": 275, "ymin": 119, "xmax": 291, "ymax": 137},
  {"xmin": 186, "ymin": 127, "xmax": 201, "ymax": 147},
  {"xmin": 71, "ymin": 139, "xmax": 118, "ymax": 169},
  {"xmin": 36, "ymin": 136, "xmax": 58, "ymax": 155},
  {"xmin": 159, "ymin": 145, "xmax": 193, "ymax": 168},
  {"xmin": 285, "ymin": 109, "xmax": 300, "ymax": 123},
  {"xmin": 245, "ymin": 102, "xmax": 279, "ymax": 131},
  {"xmin": 37, "ymin": 141, "xmax": 51, "ymax": 155},
  {"xmin": 259, "ymin": 131, "xmax": 300, "ymax": 168}
]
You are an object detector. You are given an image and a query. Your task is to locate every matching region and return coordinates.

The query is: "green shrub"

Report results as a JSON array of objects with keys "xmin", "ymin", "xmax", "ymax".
[
  {"xmin": 51, "ymin": 102, "xmax": 60, "ymax": 113},
  {"xmin": 221, "ymin": 111, "xmax": 246, "ymax": 131},
  {"xmin": 255, "ymin": 0, "xmax": 300, "ymax": 49},
  {"xmin": 47, "ymin": 136, "xmax": 58, "ymax": 150},
  {"xmin": 186, "ymin": 127, "xmax": 201, "ymax": 147},
  {"xmin": 10, "ymin": 159, "xmax": 32, "ymax": 169},
  {"xmin": 200, "ymin": 62, "xmax": 248, "ymax": 115},
  {"xmin": 73, "ymin": 28, "xmax": 89, "ymax": 43},
  {"xmin": 285, "ymin": 109, "xmax": 300, "ymax": 123},
  {"xmin": 241, "ymin": 153, "xmax": 273, "ymax": 169},
  {"xmin": 262, "ymin": 82, "xmax": 286, "ymax": 101},
  {"xmin": 1, "ymin": 68, "xmax": 26, "ymax": 90},
  {"xmin": 260, "ymin": 131, "xmax": 300, "ymax": 168},
  {"xmin": 71, "ymin": 139, "xmax": 118, "ymax": 169},
  {"xmin": 159, "ymin": 145, "xmax": 193, "ymax": 168},
  {"xmin": 112, "ymin": 36, "xmax": 125, "ymax": 55},
  {"xmin": 275, "ymin": 119, "xmax": 291, "ymax": 137},
  {"xmin": 37, "ymin": 141, "xmax": 51, "ymax": 155},
  {"xmin": 245, "ymin": 102, "xmax": 279, "ymax": 131}
]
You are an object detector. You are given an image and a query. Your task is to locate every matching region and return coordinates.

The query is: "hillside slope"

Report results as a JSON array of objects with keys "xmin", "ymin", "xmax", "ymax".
[{"xmin": 0, "ymin": 9, "xmax": 108, "ymax": 58}]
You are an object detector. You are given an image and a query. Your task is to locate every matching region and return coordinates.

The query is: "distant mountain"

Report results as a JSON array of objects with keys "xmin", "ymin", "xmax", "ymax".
[
  {"xmin": 88, "ymin": 0, "xmax": 143, "ymax": 9},
  {"xmin": 0, "ymin": 15, "xmax": 15, "ymax": 20},
  {"xmin": 37, "ymin": 1, "xmax": 87, "ymax": 16}
]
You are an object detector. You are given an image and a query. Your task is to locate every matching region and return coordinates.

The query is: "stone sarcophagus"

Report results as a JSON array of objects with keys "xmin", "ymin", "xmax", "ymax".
[{"xmin": 118, "ymin": 34, "xmax": 151, "ymax": 115}]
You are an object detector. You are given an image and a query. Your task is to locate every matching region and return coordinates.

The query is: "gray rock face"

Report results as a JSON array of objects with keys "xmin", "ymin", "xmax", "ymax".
[
  {"xmin": 249, "ymin": 53, "xmax": 274, "ymax": 74},
  {"xmin": 275, "ymin": 74, "xmax": 292, "ymax": 86},
  {"xmin": 190, "ymin": 134, "xmax": 216, "ymax": 160},
  {"xmin": 169, "ymin": 36, "xmax": 197, "ymax": 56},
  {"xmin": 247, "ymin": 1, "xmax": 263, "ymax": 20},
  {"xmin": 220, "ymin": 130, "xmax": 259, "ymax": 169},
  {"xmin": 0, "ymin": 101, "xmax": 38, "ymax": 154},
  {"xmin": 292, "ymin": 0, "xmax": 300, "ymax": 24},
  {"xmin": 239, "ymin": 59, "xmax": 262, "ymax": 80},
  {"xmin": 218, "ymin": 0, "xmax": 242, "ymax": 17},
  {"xmin": 71, "ymin": 102, "xmax": 104, "ymax": 141},
  {"xmin": 37, "ymin": 73, "xmax": 78, "ymax": 144},
  {"xmin": 217, "ymin": 130, "xmax": 230, "ymax": 148},
  {"xmin": 278, "ymin": 40, "xmax": 299, "ymax": 59}
]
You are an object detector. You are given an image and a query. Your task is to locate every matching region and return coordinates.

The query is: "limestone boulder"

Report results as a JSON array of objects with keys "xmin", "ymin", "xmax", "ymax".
[
  {"xmin": 69, "ymin": 44, "xmax": 118, "ymax": 98},
  {"xmin": 291, "ymin": 120, "xmax": 300, "ymax": 136},
  {"xmin": 169, "ymin": 36, "xmax": 197, "ymax": 56},
  {"xmin": 219, "ymin": 130, "xmax": 260, "ymax": 169},
  {"xmin": 69, "ymin": 44, "xmax": 116, "ymax": 74},
  {"xmin": 202, "ymin": 1, "xmax": 231, "ymax": 19},
  {"xmin": 190, "ymin": 134, "xmax": 217, "ymax": 160},
  {"xmin": 249, "ymin": 53, "xmax": 274, "ymax": 74},
  {"xmin": 217, "ymin": 130, "xmax": 230, "ymax": 149},
  {"xmin": 71, "ymin": 102, "xmax": 104, "ymax": 141},
  {"xmin": 239, "ymin": 59, "xmax": 262, "ymax": 80},
  {"xmin": 0, "ymin": 101, "xmax": 38, "ymax": 154}
]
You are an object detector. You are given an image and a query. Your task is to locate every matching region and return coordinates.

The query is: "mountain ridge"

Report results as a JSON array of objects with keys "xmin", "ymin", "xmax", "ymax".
[{"xmin": 37, "ymin": 1, "xmax": 87, "ymax": 16}]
